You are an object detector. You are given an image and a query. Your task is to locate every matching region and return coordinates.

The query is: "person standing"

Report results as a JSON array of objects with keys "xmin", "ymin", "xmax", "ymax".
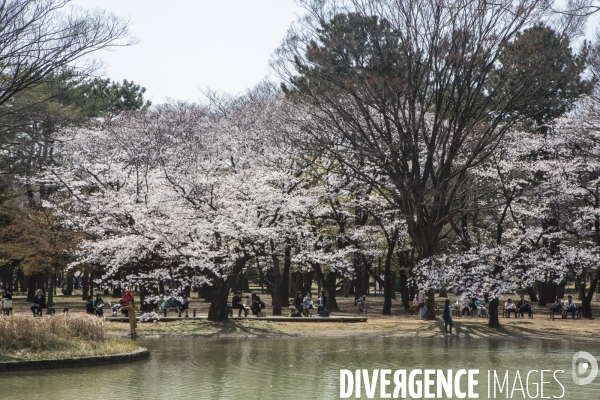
[
  {"xmin": 418, "ymin": 291, "xmax": 427, "ymax": 320},
  {"xmin": 443, "ymin": 299, "xmax": 454, "ymax": 336},
  {"xmin": 317, "ymin": 291, "xmax": 327, "ymax": 314},
  {"xmin": 179, "ymin": 292, "xmax": 190, "ymax": 317},
  {"xmin": 121, "ymin": 300, "xmax": 138, "ymax": 336},
  {"xmin": 1, "ymin": 283, "xmax": 12, "ymax": 316},
  {"xmin": 119, "ymin": 289, "xmax": 134, "ymax": 317}
]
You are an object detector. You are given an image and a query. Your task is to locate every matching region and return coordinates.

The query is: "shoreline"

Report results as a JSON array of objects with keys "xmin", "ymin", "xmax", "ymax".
[
  {"xmin": 105, "ymin": 317, "xmax": 600, "ymax": 343},
  {"xmin": 0, "ymin": 347, "xmax": 149, "ymax": 372}
]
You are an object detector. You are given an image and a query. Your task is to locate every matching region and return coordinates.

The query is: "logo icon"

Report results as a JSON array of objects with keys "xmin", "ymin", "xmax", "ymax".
[{"xmin": 572, "ymin": 351, "xmax": 598, "ymax": 385}]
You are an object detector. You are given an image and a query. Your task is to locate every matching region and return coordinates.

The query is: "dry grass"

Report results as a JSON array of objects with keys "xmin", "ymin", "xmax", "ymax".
[{"xmin": 0, "ymin": 313, "xmax": 104, "ymax": 352}]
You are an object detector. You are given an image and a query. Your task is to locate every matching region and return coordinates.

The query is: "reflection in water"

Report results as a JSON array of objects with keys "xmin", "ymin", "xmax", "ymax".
[{"xmin": 0, "ymin": 337, "xmax": 598, "ymax": 399}]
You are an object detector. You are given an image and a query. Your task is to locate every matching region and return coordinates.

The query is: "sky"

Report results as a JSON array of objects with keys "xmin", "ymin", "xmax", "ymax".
[
  {"xmin": 72, "ymin": 1, "xmax": 600, "ymax": 105},
  {"xmin": 72, "ymin": 1, "xmax": 304, "ymax": 104}
]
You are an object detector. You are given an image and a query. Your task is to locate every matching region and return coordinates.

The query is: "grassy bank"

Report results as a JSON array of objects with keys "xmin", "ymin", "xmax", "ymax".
[
  {"xmin": 104, "ymin": 314, "xmax": 600, "ymax": 342},
  {"xmin": 0, "ymin": 314, "xmax": 139, "ymax": 362}
]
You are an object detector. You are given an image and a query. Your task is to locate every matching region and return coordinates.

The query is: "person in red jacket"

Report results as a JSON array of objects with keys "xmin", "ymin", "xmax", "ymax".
[{"xmin": 119, "ymin": 289, "xmax": 134, "ymax": 317}]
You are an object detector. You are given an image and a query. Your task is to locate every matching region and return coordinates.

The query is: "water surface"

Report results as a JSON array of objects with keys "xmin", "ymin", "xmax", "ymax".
[{"xmin": 0, "ymin": 336, "xmax": 598, "ymax": 399}]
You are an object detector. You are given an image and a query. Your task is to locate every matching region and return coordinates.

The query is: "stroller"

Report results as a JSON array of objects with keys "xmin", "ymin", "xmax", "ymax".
[{"xmin": 110, "ymin": 302, "xmax": 122, "ymax": 317}]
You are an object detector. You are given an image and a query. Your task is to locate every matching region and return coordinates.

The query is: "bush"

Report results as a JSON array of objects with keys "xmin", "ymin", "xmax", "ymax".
[{"xmin": 0, "ymin": 314, "xmax": 104, "ymax": 351}]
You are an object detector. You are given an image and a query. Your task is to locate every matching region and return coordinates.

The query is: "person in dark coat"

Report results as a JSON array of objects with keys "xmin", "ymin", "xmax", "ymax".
[
  {"xmin": 86, "ymin": 295, "xmax": 95, "ymax": 314},
  {"xmin": 232, "ymin": 291, "xmax": 247, "ymax": 317},
  {"xmin": 443, "ymin": 299, "xmax": 454, "ymax": 336},
  {"xmin": 30, "ymin": 289, "xmax": 45, "ymax": 315},
  {"xmin": 294, "ymin": 291, "xmax": 304, "ymax": 315}
]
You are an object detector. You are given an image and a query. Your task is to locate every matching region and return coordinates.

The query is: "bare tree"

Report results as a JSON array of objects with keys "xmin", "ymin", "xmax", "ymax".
[
  {"xmin": 273, "ymin": 0, "xmax": 589, "ymax": 319},
  {"xmin": 0, "ymin": 0, "xmax": 133, "ymax": 117}
]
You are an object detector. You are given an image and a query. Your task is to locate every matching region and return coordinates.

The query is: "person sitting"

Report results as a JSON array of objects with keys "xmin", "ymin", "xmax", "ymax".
[
  {"xmin": 460, "ymin": 296, "xmax": 471, "ymax": 317},
  {"xmin": 232, "ymin": 291, "xmax": 247, "ymax": 317},
  {"xmin": 119, "ymin": 289, "xmax": 134, "ymax": 317},
  {"xmin": 551, "ymin": 297, "xmax": 563, "ymax": 314},
  {"xmin": 563, "ymin": 295, "xmax": 577, "ymax": 319},
  {"xmin": 179, "ymin": 292, "xmax": 190, "ymax": 317},
  {"xmin": 30, "ymin": 289, "xmax": 46, "ymax": 316},
  {"xmin": 474, "ymin": 298, "xmax": 487, "ymax": 317},
  {"xmin": 93, "ymin": 294, "xmax": 105, "ymax": 316},
  {"xmin": 517, "ymin": 295, "xmax": 532, "ymax": 318},
  {"xmin": 303, "ymin": 293, "xmax": 314, "ymax": 316},
  {"xmin": 294, "ymin": 291, "xmax": 304, "ymax": 316},
  {"xmin": 504, "ymin": 298, "xmax": 518, "ymax": 318},
  {"xmin": 251, "ymin": 294, "xmax": 265, "ymax": 316},
  {"xmin": 86, "ymin": 295, "xmax": 95, "ymax": 314}
]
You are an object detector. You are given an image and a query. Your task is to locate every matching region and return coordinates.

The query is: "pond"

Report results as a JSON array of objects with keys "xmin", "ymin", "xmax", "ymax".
[{"xmin": 0, "ymin": 336, "xmax": 598, "ymax": 399}]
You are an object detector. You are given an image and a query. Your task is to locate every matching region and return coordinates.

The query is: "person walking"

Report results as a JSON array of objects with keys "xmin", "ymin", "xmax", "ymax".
[{"xmin": 443, "ymin": 299, "xmax": 454, "ymax": 336}]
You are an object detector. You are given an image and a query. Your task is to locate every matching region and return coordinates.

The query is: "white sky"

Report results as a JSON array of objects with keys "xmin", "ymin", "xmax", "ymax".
[
  {"xmin": 73, "ymin": 1, "xmax": 599, "ymax": 105},
  {"xmin": 72, "ymin": 0, "xmax": 303, "ymax": 104}
]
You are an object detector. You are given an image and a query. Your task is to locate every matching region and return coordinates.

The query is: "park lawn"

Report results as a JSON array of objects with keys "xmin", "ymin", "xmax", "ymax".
[
  {"xmin": 0, "ymin": 337, "xmax": 139, "ymax": 362},
  {"xmin": 104, "ymin": 313, "xmax": 600, "ymax": 342}
]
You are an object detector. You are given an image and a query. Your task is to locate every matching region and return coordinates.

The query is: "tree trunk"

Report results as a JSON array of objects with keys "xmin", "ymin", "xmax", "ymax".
[
  {"xmin": 27, "ymin": 274, "xmax": 36, "ymax": 302},
  {"xmin": 537, "ymin": 281, "xmax": 547, "ymax": 307},
  {"xmin": 488, "ymin": 298, "xmax": 500, "ymax": 327},
  {"xmin": 576, "ymin": 268, "xmax": 599, "ymax": 319},
  {"xmin": 281, "ymin": 245, "xmax": 291, "ymax": 307},
  {"xmin": 557, "ymin": 281, "xmax": 566, "ymax": 299},
  {"xmin": 425, "ymin": 289, "xmax": 436, "ymax": 320},
  {"xmin": 315, "ymin": 263, "xmax": 339, "ymax": 311},
  {"xmin": 271, "ymin": 245, "xmax": 283, "ymax": 316},
  {"xmin": 382, "ymin": 236, "xmax": 396, "ymax": 315},
  {"xmin": 526, "ymin": 286, "xmax": 538, "ymax": 302},
  {"xmin": 547, "ymin": 279, "xmax": 558, "ymax": 304},
  {"xmin": 48, "ymin": 272, "xmax": 55, "ymax": 307},
  {"xmin": 2, "ymin": 264, "xmax": 13, "ymax": 292},
  {"xmin": 66, "ymin": 275, "xmax": 74, "ymax": 295},
  {"xmin": 399, "ymin": 269, "xmax": 410, "ymax": 310},
  {"xmin": 18, "ymin": 268, "xmax": 26, "ymax": 293},
  {"xmin": 207, "ymin": 256, "xmax": 248, "ymax": 321},
  {"xmin": 304, "ymin": 270, "xmax": 315, "ymax": 296},
  {"xmin": 81, "ymin": 272, "xmax": 89, "ymax": 300}
]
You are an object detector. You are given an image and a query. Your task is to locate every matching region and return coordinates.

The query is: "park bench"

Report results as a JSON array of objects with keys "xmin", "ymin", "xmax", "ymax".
[
  {"xmin": 550, "ymin": 308, "xmax": 581, "ymax": 320},
  {"xmin": 502, "ymin": 307, "xmax": 534, "ymax": 318},
  {"xmin": 162, "ymin": 307, "xmax": 198, "ymax": 317}
]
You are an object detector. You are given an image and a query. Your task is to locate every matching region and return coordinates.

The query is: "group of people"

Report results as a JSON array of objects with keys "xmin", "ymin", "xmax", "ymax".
[
  {"xmin": 551, "ymin": 295, "xmax": 580, "ymax": 319},
  {"xmin": 293, "ymin": 290, "xmax": 327, "ymax": 317},
  {"xmin": 230, "ymin": 290, "xmax": 327, "ymax": 318},
  {"xmin": 86, "ymin": 294, "xmax": 105, "ymax": 316},
  {"xmin": 231, "ymin": 291, "xmax": 266, "ymax": 317},
  {"xmin": 503, "ymin": 295, "xmax": 533, "ymax": 318},
  {"xmin": 456, "ymin": 296, "xmax": 489, "ymax": 318}
]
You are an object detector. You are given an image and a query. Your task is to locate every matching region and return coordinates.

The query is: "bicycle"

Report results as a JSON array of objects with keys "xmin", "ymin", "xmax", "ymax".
[{"xmin": 356, "ymin": 295, "xmax": 367, "ymax": 315}]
